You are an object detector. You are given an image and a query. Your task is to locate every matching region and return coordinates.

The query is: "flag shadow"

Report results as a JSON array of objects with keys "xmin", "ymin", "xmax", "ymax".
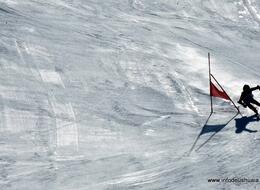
[
  {"xmin": 235, "ymin": 115, "xmax": 258, "ymax": 134},
  {"xmin": 189, "ymin": 112, "xmax": 239, "ymax": 153}
]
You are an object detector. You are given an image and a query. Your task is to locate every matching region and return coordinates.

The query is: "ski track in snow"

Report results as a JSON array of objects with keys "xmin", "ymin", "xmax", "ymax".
[
  {"xmin": 14, "ymin": 38, "xmax": 79, "ymax": 159},
  {"xmin": 0, "ymin": 0, "xmax": 260, "ymax": 190},
  {"xmin": 243, "ymin": 0, "xmax": 260, "ymax": 23}
]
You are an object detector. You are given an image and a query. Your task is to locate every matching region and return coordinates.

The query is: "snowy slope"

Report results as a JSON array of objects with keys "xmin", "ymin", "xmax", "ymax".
[{"xmin": 0, "ymin": 0, "xmax": 260, "ymax": 189}]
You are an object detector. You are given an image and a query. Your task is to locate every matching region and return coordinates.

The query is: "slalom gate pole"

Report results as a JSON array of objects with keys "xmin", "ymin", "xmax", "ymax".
[
  {"xmin": 210, "ymin": 74, "xmax": 242, "ymax": 116},
  {"xmin": 208, "ymin": 53, "xmax": 213, "ymax": 113}
]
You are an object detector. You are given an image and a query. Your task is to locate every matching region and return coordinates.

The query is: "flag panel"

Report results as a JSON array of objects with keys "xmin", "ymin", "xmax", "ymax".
[{"xmin": 210, "ymin": 81, "xmax": 230, "ymax": 100}]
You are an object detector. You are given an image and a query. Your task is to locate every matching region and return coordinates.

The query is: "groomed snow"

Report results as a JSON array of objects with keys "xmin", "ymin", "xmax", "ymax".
[{"xmin": 0, "ymin": 0, "xmax": 259, "ymax": 189}]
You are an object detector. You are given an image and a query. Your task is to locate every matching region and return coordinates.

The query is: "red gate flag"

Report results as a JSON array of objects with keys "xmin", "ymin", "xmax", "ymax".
[
  {"xmin": 210, "ymin": 81, "xmax": 230, "ymax": 100},
  {"xmin": 208, "ymin": 52, "xmax": 241, "ymax": 115}
]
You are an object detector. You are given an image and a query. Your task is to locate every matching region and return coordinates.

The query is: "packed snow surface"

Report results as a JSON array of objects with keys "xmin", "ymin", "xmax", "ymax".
[{"xmin": 0, "ymin": 0, "xmax": 260, "ymax": 189}]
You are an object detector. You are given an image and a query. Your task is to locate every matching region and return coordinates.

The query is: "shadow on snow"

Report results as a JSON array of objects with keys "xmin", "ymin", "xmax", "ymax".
[
  {"xmin": 189, "ymin": 111, "xmax": 258, "ymax": 153},
  {"xmin": 235, "ymin": 115, "xmax": 258, "ymax": 134}
]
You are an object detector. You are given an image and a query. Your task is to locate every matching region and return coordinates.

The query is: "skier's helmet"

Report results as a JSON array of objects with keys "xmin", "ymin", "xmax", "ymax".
[{"xmin": 243, "ymin": 84, "xmax": 250, "ymax": 91}]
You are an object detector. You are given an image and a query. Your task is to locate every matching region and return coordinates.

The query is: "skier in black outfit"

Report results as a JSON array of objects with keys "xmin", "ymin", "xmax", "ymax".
[{"xmin": 238, "ymin": 84, "xmax": 260, "ymax": 118}]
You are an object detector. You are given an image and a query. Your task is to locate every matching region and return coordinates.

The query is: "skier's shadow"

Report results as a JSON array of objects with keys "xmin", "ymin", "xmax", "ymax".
[
  {"xmin": 189, "ymin": 112, "xmax": 239, "ymax": 153},
  {"xmin": 235, "ymin": 115, "xmax": 258, "ymax": 133}
]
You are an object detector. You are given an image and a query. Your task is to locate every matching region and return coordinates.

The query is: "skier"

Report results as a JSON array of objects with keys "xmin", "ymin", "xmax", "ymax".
[{"xmin": 238, "ymin": 84, "xmax": 260, "ymax": 119}]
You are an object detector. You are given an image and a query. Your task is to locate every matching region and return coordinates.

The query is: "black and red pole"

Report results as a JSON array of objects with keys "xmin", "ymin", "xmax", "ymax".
[{"xmin": 208, "ymin": 52, "xmax": 213, "ymax": 114}]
